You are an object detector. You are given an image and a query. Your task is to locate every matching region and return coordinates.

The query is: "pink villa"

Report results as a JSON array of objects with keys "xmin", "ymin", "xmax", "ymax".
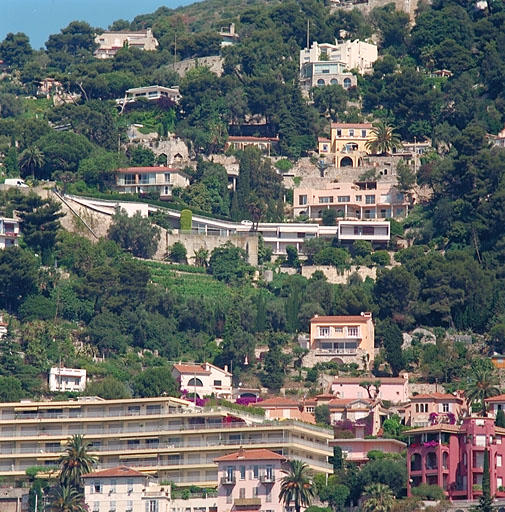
[
  {"xmin": 330, "ymin": 374, "xmax": 409, "ymax": 403},
  {"xmin": 485, "ymin": 394, "xmax": 505, "ymax": 418},
  {"xmin": 405, "ymin": 392, "xmax": 467, "ymax": 427},
  {"xmin": 215, "ymin": 448, "xmax": 286, "ymax": 512},
  {"xmin": 407, "ymin": 417, "xmax": 505, "ymax": 501},
  {"xmin": 330, "ymin": 437, "xmax": 405, "ymax": 465}
]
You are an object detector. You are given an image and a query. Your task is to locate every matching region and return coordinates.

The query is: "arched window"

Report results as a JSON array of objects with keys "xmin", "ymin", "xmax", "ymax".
[
  {"xmin": 415, "ymin": 404, "xmax": 419, "ymax": 413},
  {"xmin": 330, "ymin": 79, "xmax": 338, "ymax": 85},
  {"xmin": 317, "ymin": 79, "xmax": 325, "ymax": 86},
  {"xmin": 426, "ymin": 452, "xmax": 438, "ymax": 470},
  {"xmin": 343, "ymin": 78, "xmax": 352, "ymax": 89},
  {"xmin": 340, "ymin": 156, "xmax": 353, "ymax": 167},
  {"xmin": 187, "ymin": 378, "xmax": 203, "ymax": 387},
  {"xmin": 411, "ymin": 453, "xmax": 422, "ymax": 471},
  {"xmin": 443, "ymin": 452, "xmax": 449, "ymax": 470}
]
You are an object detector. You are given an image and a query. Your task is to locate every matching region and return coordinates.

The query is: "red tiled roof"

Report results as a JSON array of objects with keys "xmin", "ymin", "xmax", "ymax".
[
  {"xmin": 215, "ymin": 449, "xmax": 285, "ymax": 462},
  {"xmin": 82, "ymin": 466, "xmax": 145, "ymax": 479},
  {"xmin": 331, "ymin": 123, "xmax": 373, "ymax": 128},
  {"xmin": 116, "ymin": 167, "xmax": 183, "ymax": 174},
  {"xmin": 172, "ymin": 364, "xmax": 211, "ymax": 375},
  {"xmin": 256, "ymin": 397, "xmax": 300, "ymax": 408},
  {"xmin": 227, "ymin": 136, "xmax": 279, "ymax": 142},
  {"xmin": 309, "ymin": 315, "xmax": 371, "ymax": 323},
  {"xmin": 318, "ymin": 137, "xmax": 331, "ymax": 142},
  {"xmin": 410, "ymin": 392, "xmax": 461, "ymax": 401},
  {"xmin": 485, "ymin": 394, "xmax": 505, "ymax": 402}
]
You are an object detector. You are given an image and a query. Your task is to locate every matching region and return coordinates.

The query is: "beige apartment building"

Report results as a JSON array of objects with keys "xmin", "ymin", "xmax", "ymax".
[
  {"xmin": 293, "ymin": 181, "xmax": 412, "ymax": 220},
  {"xmin": 303, "ymin": 312, "xmax": 375, "ymax": 368},
  {"xmin": 0, "ymin": 397, "xmax": 333, "ymax": 485}
]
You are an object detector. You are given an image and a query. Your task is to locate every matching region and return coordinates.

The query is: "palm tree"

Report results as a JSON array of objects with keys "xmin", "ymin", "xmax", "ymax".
[
  {"xmin": 365, "ymin": 121, "xmax": 402, "ymax": 155},
  {"xmin": 279, "ymin": 460, "xmax": 315, "ymax": 512},
  {"xmin": 18, "ymin": 146, "xmax": 44, "ymax": 179},
  {"xmin": 58, "ymin": 435, "xmax": 97, "ymax": 490},
  {"xmin": 48, "ymin": 484, "xmax": 86, "ymax": 512},
  {"xmin": 193, "ymin": 247, "xmax": 209, "ymax": 267},
  {"xmin": 362, "ymin": 483, "xmax": 395, "ymax": 512},
  {"xmin": 465, "ymin": 365, "xmax": 501, "ymax": 416}
]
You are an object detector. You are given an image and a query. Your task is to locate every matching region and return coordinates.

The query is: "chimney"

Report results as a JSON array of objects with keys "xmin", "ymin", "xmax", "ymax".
[{"xmin": 224, "ymin": 365, "xmax": 228, "ymax": 373}]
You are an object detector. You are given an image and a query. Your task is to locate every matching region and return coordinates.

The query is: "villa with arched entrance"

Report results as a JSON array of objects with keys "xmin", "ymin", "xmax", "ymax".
[
  {"xmin": 318, "ymin": 123, "xmax": 373, "ymax": 167},
  {"xmin": 171, "ymin": 362, "xmax": 233, "ymax": 399}
]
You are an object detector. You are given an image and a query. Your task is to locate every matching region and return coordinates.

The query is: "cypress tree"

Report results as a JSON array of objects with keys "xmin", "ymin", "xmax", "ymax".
[
  {"xmin": 496, "ymin": 409, "xmax": 505, "ymax": 428},
  {"xmin": 255, "ymin": 292, "xmax": 266, "ymax": 332}
]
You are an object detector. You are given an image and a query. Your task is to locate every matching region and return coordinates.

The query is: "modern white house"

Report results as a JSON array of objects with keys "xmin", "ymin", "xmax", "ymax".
[
  {"xmin": 94, "ymin": 29, "xmax": 159, "ymax": 59},
  {"xmin": 171, "ymin": 363, "xmax": 233, "ymax": 399},
  {"xmin": 115, "ymin": 86, "xmax": 181, "ymax": 108},
  {"xmin": 48, "ymin": 367, "xmax": 87, "ymax": 393}
]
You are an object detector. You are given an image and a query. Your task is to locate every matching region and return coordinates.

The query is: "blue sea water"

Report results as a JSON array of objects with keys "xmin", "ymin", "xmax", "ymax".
[{"xmin": 0, "ymin": 0, "xmax": 196, "ymax": 50}]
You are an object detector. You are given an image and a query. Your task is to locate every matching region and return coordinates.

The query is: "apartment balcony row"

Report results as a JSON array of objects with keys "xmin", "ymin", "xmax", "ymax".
[{"xmin": 0, "ymin": 435, "xmax": 330, "ymax": 456}]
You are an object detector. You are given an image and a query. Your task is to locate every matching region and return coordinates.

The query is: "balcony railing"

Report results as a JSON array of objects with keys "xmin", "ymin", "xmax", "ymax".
[
  {"xmin": 260, "ymin": 474, "xmax": 275, "ymax": 484},
  {"xmin": 315, "ymin": 348, "xmax": 357, "ymax": 355},
  {"xmin": 221, "ymin": 476, "xmax": 236, "ymax": 485}
]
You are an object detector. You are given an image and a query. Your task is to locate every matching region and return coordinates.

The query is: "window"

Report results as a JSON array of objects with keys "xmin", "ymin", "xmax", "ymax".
[
  {"xmin": 126, "ymin": 501, "xmax": 133, "ymax": 512},
  {"xmin": 476, "ymin": 435, "xmax": 486, "ymax": 447},
  {"xmin": 123, "ymin": 174, "xmax": 135, "ymax": 185},
  {"xmin": 299, "ymin": 195, "xmax": 307, "ymax": 206},
  {"xmin": 319, "ymin": 327, "xmax": 330, "ymax": 337},
  {"xmin": 187, "ymin": 378, "xmax": 203, "ymax": 387},
  {"xmin": 240, "ymin": 465, "xmax": 246, "ymax": 480},
  {"xmin": 128, "ymin": 406, "xmax": 140, "ymax": 415},
  {"xmin": 266, "ymin": 465, "xmax": 273, "ymax": 480},
  {"xmin": 214, "ymin": 380, "xmax": 222, "ymax": 386},
  {"xmin": 253, "ymin": 465, "xmax": 259, "ymax": 479},
  {"xmin": 349, "ymin": 129, "xmax": 354, "ymax": 137},
  {"xmin": 343, "ymin": 78, "xmax": 352, "ymax": 89},
  {"xmin": 146, "ymin": 405, "xmax": 161, "ymax": 415},
  {"xmin": 93, "ymin": 482, "xmax": 102, "ymax": 494},
  {"xmin": 396, "ymin": 193, "xmax": 404, "ymax": 201},
  {"xmin": 336, "ymin": 129, "xmax": 342, "ymax": 137},
  {"xmin": 266, "ymin": 489, "xmax": 272, "ymax": 503},
  {"xmin": 164, "ymin": 173, "xmax": 171, "ymax": 184},
  {"xmin": 355, "ymin": 195, "xmax": 362, "ymax": 201},
  {"xmin": 239, "ymin": 488, "xmax": 246, "ymax": 498},
  {"xmin": 319, "ymin": 196, "xmax": 333, "ymax": 203},
  {"xmin": 348, "ymin": 327, "xmax": 359, "ymax": 337},
  {"xmin": 93, "ymin": 503, "xmax": 100, "ymax": 512},
  {"xmin": 127, "ymin": 479, "xmax": 134, "ymax": 493},
  {"xmin": 335, "ymin": 327, "xmax": 343, "ymax": 333},
  {"xmin": 365, "ymin": 195, "xmax": 375, "ymax": 204},
  {"xmin": 442, "ymin": 403, "xmax": 450, "ymax": 413},
  {"xmin": 109, "ymin": 501, "xmax": 116, "ymax": 512},
  {"xmin": 362, "ymin": 130, "xmax": 367, "ymax": 138},
  {"xmin": 110, "ymin": 480, "xmax": 116, "ymax": 494},
  {"xmin": 317, "ymin": 79, "xmax": 325, "ymax": 86},
  {"xmin": 338, "ymin": 196, "xmax": 350, "ymax": 202},
  {"xmin": 253, "ymin": 487, "xmax": 259, "ymax": 497},
  {"xmin": 148, "ymin": 500, "xmax": 158, "ymax": 512},
  {"xmin": 128, "ymin": 439, "xmax": 140, "ymax": 448},
  {"xmin": 226, "ymin": 466, "xmax": 234, "ymax": 481},
  {"xmin": 498, "ymin": 455, "xmax": 503, "ymax": 468}
]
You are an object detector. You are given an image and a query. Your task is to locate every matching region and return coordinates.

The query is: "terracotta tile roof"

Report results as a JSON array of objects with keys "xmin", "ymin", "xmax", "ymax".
[
  {"xmin": 331, "ymin": 123, "xmax": 373, "ymax": 128},
  {"xmin": 256, "ymin": 397, "xmax": 300, "ymax": 408},
  {"xmin": 410, "ymin": 393, "xmax": 461, "ymax": 401},
  {"xmin": 315, "ymin": 393, "xmax": 335, "ymax": 399},
  {"xmin": 82, "ymin": 466, "xmax": 146, "ymax": 479},
  {"xmin": 227, "ymin": 136, "xmax": 279, "ymax": 142},
  {"xmin": 404, "ymin": 424, "xmax": 461, "ymax": 435},
  {"xmin": 485, "ymin": 394, "xmax": 505, "ymax": 402},
  {"xmin": 172, "ymin": 364, "xmax": 211, "ymax": 375},
  {"xmin": 310, "ymin": 315, "xmax": 371, "ymax": 323},
  {"xmin": 333, "ymin": 377, "xmax": 406, "ymax": 384},
  {"xmin": 215, "ymin": 449, "xmax": 285, "ymax": 462}
]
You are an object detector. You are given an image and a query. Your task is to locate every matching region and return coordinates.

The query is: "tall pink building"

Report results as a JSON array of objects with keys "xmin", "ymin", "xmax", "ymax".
[
  {"xmin": 215, "ymin": 448, "xmax": 286, "ymax": 512},
  {"xmin": 407, "ymin": 417, "xmax": 505, "ymax": 501}
]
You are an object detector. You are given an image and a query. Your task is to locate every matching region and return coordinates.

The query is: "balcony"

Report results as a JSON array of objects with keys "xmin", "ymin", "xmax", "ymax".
[
  {"xmin": 234, "ymin": 498, "xmax": 261, "ymax": 507},
  {"xmin": 260, "ymin": 474, "xmax": 275, "ymax": 484},
  {"xmin": 221, "ymin": 476, "xmax": 236, "ymax": 485}
]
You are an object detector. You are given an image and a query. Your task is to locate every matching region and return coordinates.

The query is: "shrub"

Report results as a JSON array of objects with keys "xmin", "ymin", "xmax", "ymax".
[
  {"xmin": 168, "ymin": 242, "xmax": 187, "ymax": 263},
  {"xmin": 372, "ymin": 250, "xmax": 391, "ymax": 266},
  {"xmin": 275, "ymin": 159, "xmax": 293, "ymax": 172},
  {"xmin": 411, "ymin": 484, "xmax": 445, "ymax": 501},
  {"xmin": 180, "ymin": 209, "xmax": 192, "ymax": 231}
]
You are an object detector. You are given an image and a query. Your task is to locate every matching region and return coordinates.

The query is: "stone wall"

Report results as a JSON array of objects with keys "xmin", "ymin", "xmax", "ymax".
[
  {"xmin": 166, "ymin": 56, "xmax": 224, "ymax": 77},
  {"xmin": 159, "ymin": 231, "xmax": 259, "ymax": 266},
  {"xmin": 300, "ymin": 265, "xmax": 379, "ymax": 283}
]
